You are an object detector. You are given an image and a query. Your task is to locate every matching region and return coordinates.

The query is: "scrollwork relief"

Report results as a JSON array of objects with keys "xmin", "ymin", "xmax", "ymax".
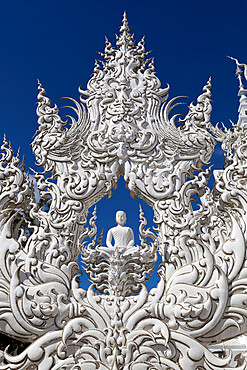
[{"xmin": 0, "ymin": 11, "xmax": 246, "ymax": 369}]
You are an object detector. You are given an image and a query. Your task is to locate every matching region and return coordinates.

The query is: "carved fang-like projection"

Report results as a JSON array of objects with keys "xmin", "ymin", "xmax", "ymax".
[{"xmin": 0, "ymin": 12, "xmax": 247, "ymax": 369}]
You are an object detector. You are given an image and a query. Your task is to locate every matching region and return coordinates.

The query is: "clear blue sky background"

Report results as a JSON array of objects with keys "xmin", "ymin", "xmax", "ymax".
[{"xmin": 1, "ymin": 0, "xmax": 247, "ymax": 289}]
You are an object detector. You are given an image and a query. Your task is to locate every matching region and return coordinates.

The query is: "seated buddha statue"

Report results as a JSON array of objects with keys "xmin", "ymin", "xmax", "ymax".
[{"xmin": 106, "ymin": 211, "xmax": 134, "ymax": 250}]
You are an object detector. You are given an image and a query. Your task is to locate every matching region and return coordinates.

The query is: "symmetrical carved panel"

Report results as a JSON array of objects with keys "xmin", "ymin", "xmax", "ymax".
[{"xmin": 0, "ymin": 12, "xmax": 247, "ymax": 369}]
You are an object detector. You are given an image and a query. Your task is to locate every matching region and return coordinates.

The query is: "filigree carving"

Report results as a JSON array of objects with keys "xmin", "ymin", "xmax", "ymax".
[
  {"xmin": 0, "ymin": 11, "xmax": 246, "ymax": 369},
  {"xmin": 81, "ymin": 208, "xmax": 157, "ymax": 297}
]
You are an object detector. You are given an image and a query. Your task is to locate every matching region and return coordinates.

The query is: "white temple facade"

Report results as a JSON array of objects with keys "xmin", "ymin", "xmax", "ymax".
[{"xmin": 0, "ymin": 13, "xmax": 247, "ymax": 369}]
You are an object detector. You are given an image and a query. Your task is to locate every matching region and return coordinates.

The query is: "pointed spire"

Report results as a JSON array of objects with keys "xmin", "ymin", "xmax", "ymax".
[
  {"xmin": 120, "ymin": 11, "xmax": 130, "ymax": 35},
  {"xmin": 228, "ymin": 56, "xmax": 247, "ymax": 129},
  {"xmin": 116, "ymin": 12, "xmax": 134, "ymax": 52},
  {"xmin": 228, "ymin": 56, "xmax": 247, "ymax": 95}
]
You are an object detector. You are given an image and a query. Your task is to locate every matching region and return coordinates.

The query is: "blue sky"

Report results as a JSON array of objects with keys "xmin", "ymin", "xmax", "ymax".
[{"xmin": 1, "ymin": 0, "xmax": 247, "ymax": 288}]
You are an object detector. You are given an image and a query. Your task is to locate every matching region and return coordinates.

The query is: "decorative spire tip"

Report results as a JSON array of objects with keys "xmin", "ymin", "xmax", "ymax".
[{"xmin": 120, "ymin": 11, "xmax": 130, "ymax": 34}]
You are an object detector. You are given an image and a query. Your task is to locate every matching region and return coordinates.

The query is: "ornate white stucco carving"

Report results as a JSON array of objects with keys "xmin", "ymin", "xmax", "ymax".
[
  {"xmin": 0, "ymin": 12, "xmax": 247, "ymax": 369},
  {"xmin": 81, "ymin": 207, "xmax": 157, "ymax": 297}
]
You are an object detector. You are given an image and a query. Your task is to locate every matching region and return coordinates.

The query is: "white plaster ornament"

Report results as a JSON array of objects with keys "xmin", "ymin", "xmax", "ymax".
[{"xmin": 0, "ymin": 12, "xmax": 247, "ymax": 369}]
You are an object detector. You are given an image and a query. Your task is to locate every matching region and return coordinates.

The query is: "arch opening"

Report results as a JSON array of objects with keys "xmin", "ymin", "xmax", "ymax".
[{"xmin": 78, "ymin": 176, "xmax": 161, "ymax": 292}]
